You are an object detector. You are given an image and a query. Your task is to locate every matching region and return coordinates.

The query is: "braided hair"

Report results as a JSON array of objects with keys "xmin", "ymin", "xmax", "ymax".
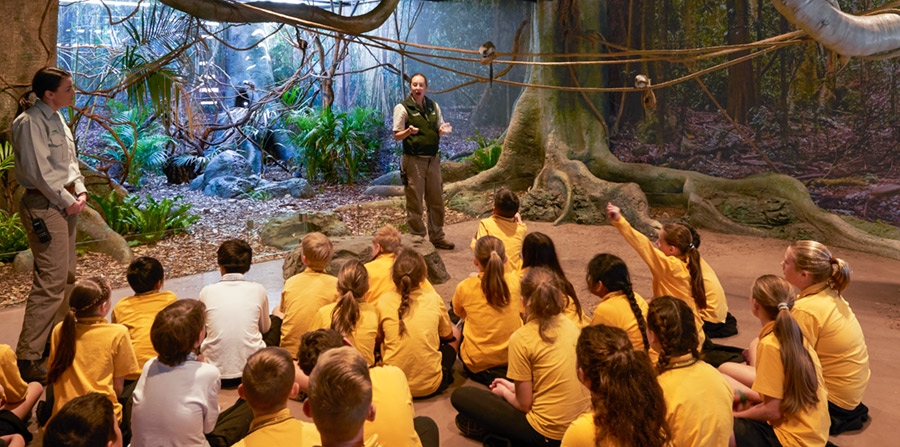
[
  {"xmin": 391, "ymin": 249, "xmax": 426, "ymax": 336},
  {"xmin": 646, "ymin": 296, "xmax": 700, "ymax": 374},
  {"xmin": 47, "ymin": 277, "xmax": 111, "ymax": 384},
  {"xmin": 586, "ymin": 254, "xmax": 649, "ymax": 351}
]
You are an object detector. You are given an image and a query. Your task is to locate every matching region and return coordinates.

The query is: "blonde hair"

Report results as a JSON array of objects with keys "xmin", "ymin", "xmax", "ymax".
[
  {"xmin": 520, "ymin": 267, "xmax": 565, "ymax": 343},
  {"xmin": 788, "ymin": 241, "xmax": 851, "ymax": 293},
  {"xmin": 308, "ymin": 347, "xmax": 372, "ymax": 442},
  {"xmin": 372, "ymin": 225, "xmax": 402, "ymax": 254},
  {"xmin": 301, "ymin": 232, "xmax": 333, "ymax": 271}
]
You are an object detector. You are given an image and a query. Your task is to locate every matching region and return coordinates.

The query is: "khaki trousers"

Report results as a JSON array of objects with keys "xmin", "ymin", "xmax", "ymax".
[
  {"xmin": 16, "ymin": 193, "xmax": 77, "ymax": 360},
  {"xmin": 401, "ymin": 154, "xmax": 445, "ymax": 242}
]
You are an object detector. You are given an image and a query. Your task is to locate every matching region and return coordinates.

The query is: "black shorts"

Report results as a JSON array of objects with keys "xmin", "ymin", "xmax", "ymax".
[{"xmin": 733, "ymin": 417, "xmax": 782, "ymax": 447}]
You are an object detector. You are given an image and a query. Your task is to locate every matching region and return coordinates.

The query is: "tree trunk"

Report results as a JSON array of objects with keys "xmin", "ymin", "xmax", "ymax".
[{"xmin": 727, "ymin": 0, "xmax": 756, "ymax": 124}]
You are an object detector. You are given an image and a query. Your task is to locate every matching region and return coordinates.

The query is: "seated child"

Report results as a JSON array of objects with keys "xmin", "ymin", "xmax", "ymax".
[
  {"xmin": 112, "ymin": 256, "xmax": 177, "ymax": 380},
  {"xmin": 0, "ymin": 344, "xmax": 42, "ymax": 445},
  {"xmin": 279, "ymin": 232, "xmax": 338, "ymax": 357},
  {"xmin": 364, "ymin": 225, "xmax": 402, "ymax": 304},
  {"xmin": 646, "ymin": 296, "xmax": 733, "ymax": 447},
  {"xmin": 521, "ymin": 232, "xmax": 588, "ymax": 327},
  {"xmin": 561, "ymin": 325, "xmax": 669, "ymax": 447},
  {"xmin": 310, "ymin": 260, "xmax": 379, "ymax": 366},
  {"xmin": 200, "ymin": 239, "xmax": 270, "ymax": 386},
  {"xmin": 46, "ymin": 277, "xmax": 140, "ymax": 423},
  {"xmin": 304, "ymin": 347, "xmax": 377, "ymax": 447},
  {"xmin": 377, "ymin": 250, "xmax": 456, "ymax": 398},
  {"xmin": 131, "ymin": 299, "xmax": 222, "ymax": 446},
  {"xmin": 452, "ymin": 236, "xmax": 522, "ymax": 385},
  {"xmin": 585, "ymin": 254, "xmax": 650, "ymax": 353},
  {"xmin": 43, "ymin": 392, "xmax": 123, "ymax": 447},
  {"xmin": 297, "ymin": 329, "xmax": 437, "ymax": 447},
  {"xmin": 233, "ymin": 347, "xmax": 320, "ymax": 447},
  {"xmin": 471, "ymin": 186, "xmax": 527, "ymax": 272}
]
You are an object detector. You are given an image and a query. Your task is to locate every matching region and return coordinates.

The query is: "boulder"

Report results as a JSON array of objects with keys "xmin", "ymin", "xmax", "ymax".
[
  {"xmin": 189, "ymin": 173, "xmax": 206, "ymax": 191},
  {"xmin": 12, "ymin": 249, "xmax": 32, "ymax": 273},
  {"xmin": 257, "ymin": 178, "xmax": 315, "ymax": 199},
  {"xmin": 196, "ymin": 150, "xmax": 252, "ymax": 191},
  {"xmin": 363, "ymin": 185, "xmax": 404, "ymax": 197},
  {"xmin": 282, "ymin": 234, "xmax": 450, "ymax": 286},
  {"xmin": 204, "ymin": 176, "xmax": 255, "ymax": 199},
  {"xmin": 370, "ymin": 171, "xmax": 402, "ymax": 186},
  {"xmin": 239, "ymin": 139, "xmax": 263, "ymax": 175},
  {"xmin": 260, "ymin": 211, "xmax": 350, "ymax": 250}
]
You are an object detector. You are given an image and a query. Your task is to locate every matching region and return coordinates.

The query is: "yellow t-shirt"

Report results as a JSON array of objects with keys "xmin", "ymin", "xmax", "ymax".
[
  {"xmin": 310, "ymin": 301, "xmax": 380, "ymax": 366},
  {"xmin": 561, "ymin": 412, "xmax": 626, "ymax": 447},
  {"xmin": 470, "ymin": 215, "xmax": 528, "ymax": 272},
  {"xmin": 232, "ymin": 408, "xmax": 321, "ymax": 447},
  {"xmin": 49, "ymin": 317, "xmax": 141, "ymax": 422},
  {"xmin": 791, "ymin": 283, "xmax": 870, "ymax": 410},
  {"xmin": 377, "ymin": 287, "xmax": 453, "ymax": 397},
  {"xmin": 591, "ymin": 290, "xmax": 650, "ymax": 352},
  {"xmin": 280, "ymin": 270, "xmax": 338, "ymax": 357},
  {"xmin": 507, "ymin": 314, "xmax": 591, "ymax": 440},
  {"xmin": 364, "ymin": 253, "xmax": 396, "ymax": 305},
  {"xmin": 451, "ymin": 272, "xmax": 523, "ymax": 373},
  {"xmin": 611, "ymin": 217, "xmax": 707, "ymax": 349},
  {"xmin": 111, "ymin": 290, "xmax": 177, "ymax": 379},
  {"xmin": 752, "ymin": 321, "xmax": 830, "ymax": 447},
  {"xmin": 0, "ymin": 344, "xmax": 29, "ymax": 403},
  {"xmin": 698, "ymin": 257, "xmax": 728, "ymax": 324},
  {"xmin": 658, "ymin": 355, "xmax": 733, "ymax": 447},
  {"xmin": 366, "ymin": 366, "xmax": 423, "ymax": 447}
]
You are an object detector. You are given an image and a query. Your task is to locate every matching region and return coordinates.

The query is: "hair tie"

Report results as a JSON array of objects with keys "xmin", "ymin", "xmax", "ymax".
[
  {"xmin": 777, "ymin": 302, "xmax": 790, "ymax": 311},
  {"xmin": 829, "ymin": 256, "xmax": 837, "ymax": 264},
  {"xmin": 688, "ymin": 243, "xmax": 696, "ymax": 250}
]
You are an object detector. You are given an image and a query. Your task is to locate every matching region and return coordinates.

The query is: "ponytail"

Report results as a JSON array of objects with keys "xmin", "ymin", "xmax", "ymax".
[
  {"xmin": 17, "ymin": 67, "xmax": 71, "ymax": 116},
  {"xmin": 788, "ymin": 241, "xmax": 851, "ymax": 293},
  {"xmin": 522, "ymin": 232, "xmax": 584, "ymax": 317},
  {"xmin": 646, "ymin": 296, "xmax": 700, "ymax": 374},
  {"xmin": 663, "ymin": 223, "xmax": 707, "ymax": 309},
  {"xmin": 474, "ymin": 236, "xmax": 510, "ymax": 308},
  {"xmin": 392, "ymin": 250, "xmax": 426, "ymax": 337},
  {"xmin": 16, "ymin": 90, "xmax": 35, "ymax": 117},
  {"xmin": 47, "ymin": 277, "xmax": 110, "ymax": 384},
  {"xmin": 586, "ymin": 254, "xmax": 649, "ymax": 351},
  {"xmin": 520, "ymin": 267, "xmax": 564, "ymax": 343},
  {"xmin": 331, "ymin": 260, "xmax": 368, "ymax": 337},
  {"xmin": 752, "ymin": 275, "xmax": 819, "ymax": 415}
]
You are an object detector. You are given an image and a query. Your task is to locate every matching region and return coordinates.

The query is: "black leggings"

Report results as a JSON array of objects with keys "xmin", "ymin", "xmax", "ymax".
[
  {"xmin": 413, "ymin": 416, "xmax": 440, "ymax": 447},
  {"xmin": 451, "ymin": 386, "xmax": 560, "ymax": 447}
]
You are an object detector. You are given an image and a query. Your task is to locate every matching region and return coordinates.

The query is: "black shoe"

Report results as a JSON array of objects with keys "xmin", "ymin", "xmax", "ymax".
[
  {"xmin": 18, "ymin": 359, "xmax": 47, "ymax": 385},
  {"xmin": 432, "ymin": 239, "xmax": 455, "ymax": 250}
]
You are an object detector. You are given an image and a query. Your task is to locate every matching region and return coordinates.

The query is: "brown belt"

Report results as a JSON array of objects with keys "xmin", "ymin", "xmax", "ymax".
[{"xmin": 25, "ymin": 185, "xmax": 76, "ymax": 196}]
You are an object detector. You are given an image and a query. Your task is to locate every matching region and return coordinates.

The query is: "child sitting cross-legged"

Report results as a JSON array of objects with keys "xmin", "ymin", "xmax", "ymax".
[
  {"xmin": 309, "ymin": 260, "xmax": 379, "ymax": 366},
  {"xmin": 1, "ymin": 344, "xmax": 43, "ymax": 446},
  {"xmin": 470, "ymin": 186, "xmax": 527, "ymax": 272},
  {"xmin": 279, "ymin": 232, "xmax": 338, "ymax": 357}
]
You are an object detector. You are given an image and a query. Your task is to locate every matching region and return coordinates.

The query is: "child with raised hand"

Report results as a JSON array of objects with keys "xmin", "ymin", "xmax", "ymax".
[
  {"xmin": 233, "ymin": 347, "xmax": 320, "ymax": 447},
  {"xmin": 130, "ymin": 299, "xmax": 222, "ymax": 447},
  {"xmin": 781, "ymin": 241, "xmax": 869, "ymax": 435},
  {"xmin": 43, "ymin": 393, "xmax": 123, "ymax": 447},
  {"xmin": 646, "ymin": 296, "xmax": 733, "ymax": 447},
  {"xmin": 310, "ymin": 260, "xmax": 379, "ymax": 366},
  {"xmin": 0, "ymin": 345, "xmax": 42, "ymax": 445},
  {"xmin": 452, "ymin": 267, "xmax": 590, "ymax": 446},
  {"xmin": 377, "ymin": 250, "xmax": 456, "ymax": 398},
  {"xmin": 470, "ymin": 186, "xmax": 527, "ymax": 272},
  {"xmin": 297, "ymin": 329, "xmax": 438, "ymax": 447},
  {"xmin": 279, "ymin": 232, "xmax": 338, "ymax": 357},
  {"xmin": 304, "ymin": 347, "xmax": 377, "ymax": 447},
  {"xmin": 46, "ymin": 277, "xmax": 140, "ymax": 424},
  {"xmin": 200, "ymin": 239, "xmax": 270, "ymax": 386},
  {"xmin": 605, "ymin": 202, "xmax": 709, "ymax": 349},
  {"xmin": 586, "ymin": 253, "xmax": 650, "ymax": 352},
  {"xmin": 112, "ymin": 256, "xmax": 177, "ymax": 381},
  {"xmin": 452, "ymin": 236, "xmax": 523, "ymax": 385},
  {"xmin": 561, "ymin": 325, "xmax": 670, "ymax": 447},
  {"xmin": 521, "ymin": 232, "xmax": 588, "ymax": 328},
  {"xmin": 726, "ymin": 275, "xmax": 829, "ymax": 447}
]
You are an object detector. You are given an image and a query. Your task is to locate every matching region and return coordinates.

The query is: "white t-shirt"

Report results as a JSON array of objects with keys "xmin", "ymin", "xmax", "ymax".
[
  {"xmin": 131, "ymin": 354, "xmax": 221, "ymax": 447},
  {"xmin": 199, "ymin": 273, "xmax": 270, "ymax": 378}
]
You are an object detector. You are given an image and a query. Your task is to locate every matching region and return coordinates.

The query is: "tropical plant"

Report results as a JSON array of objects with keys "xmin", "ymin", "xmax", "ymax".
[
  {"xmin": 0, "ymin": 209, "xmax": 28, "ymax": 262},
  {"xmin": 101, "ymin": 107, "xmax": 173, "ymax": 187},
  {"xmin": 0, "ymin": 140, "xmax": 15, "ymax": 207},
  {"xmin": 90, "ymin": 191, "xmax": 199, "ymax": 245},
  {"xmin": 285, "ymin": 106, "xmax": 381, "ymax": 183},
  {"xmin": 464, "ymin": 129, "xmax": 502, "ymax": 172}
]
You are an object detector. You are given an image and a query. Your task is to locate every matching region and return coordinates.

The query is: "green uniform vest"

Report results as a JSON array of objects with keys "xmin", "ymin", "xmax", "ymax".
[{"xmin": 400, "ymin": 95, "xmax": 440, "ymax": 156}]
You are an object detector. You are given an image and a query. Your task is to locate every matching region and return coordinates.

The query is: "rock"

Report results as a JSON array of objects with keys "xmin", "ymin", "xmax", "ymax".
[
  {"xmin": 285, "ymin": 178, "xmax": 315, "ymax": 199},
  {"xmin": 204, "ymin": 176, "xmax": 255, "ymax": 199},
  {"xmin": 447, "ymin": 190, "xmax": 492, "ymax": 217},
  {"xmin": 76, "ymin": 206, "xmax": 133, "ymax": 264},
  {"xmin": 12, "ymin": 249, "xmax": 32, "ymax": 273},
  {"xmin": 370, "ymin": 171, "xmax": 402, "ymax": 186},
  {"xmin": 260, "ymin": 211, "xmax": 350, "ymax": 250},
  {"xmin": 363, "ymin": 185, "xmax": 404, "ymax": 197},
  {"xmin": 197, "ymin": 150, "xmax": 252, "ymax": 191},
  {"xmin": 239, "ymin": 139, "xmax": 263, "ymax": 174},
  {"xmin": 282, "ymin": 234, "xmax": 450, "ymax": 286},
  {"xmin": 189, "ymin": 174, "xmax": 205, "ymax": 191}
]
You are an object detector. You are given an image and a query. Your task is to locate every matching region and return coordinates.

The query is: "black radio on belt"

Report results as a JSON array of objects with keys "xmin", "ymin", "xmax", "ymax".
[{"xmin": 32, "ymin": 218, "xmax": 52, "ymax": 243}]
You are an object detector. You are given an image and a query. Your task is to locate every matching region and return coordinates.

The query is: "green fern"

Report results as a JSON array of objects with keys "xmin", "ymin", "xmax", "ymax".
[{"xmin": 0, "ymin": 209, "xmax": 28, "ymax": 262}]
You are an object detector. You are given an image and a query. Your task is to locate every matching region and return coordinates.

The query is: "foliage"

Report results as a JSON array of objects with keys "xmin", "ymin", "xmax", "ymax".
[
  {"xmin": 464, "ymin": 129, "xmax": 502, "ymax": 172},
  {"xmin": 90, "ymin": 191, "xmax": 199, "ymax": 245},
  {"xmin": 285, "ymin": 106, "xmax": 381, "ymax": 183},
  {"xmin": 0, "ymin": 209, "xmax": 28, "ymax": 262},
  {"xmin": 102, "ymin": 106, "xmax": 173, "ymax": 187},
  {"xmin": 0, "ymin": 141, "xmax": 15, "ymax": 207},
  {"xmin": 240, "ymin": 189, "xmax": 274, "ymax": 201}
]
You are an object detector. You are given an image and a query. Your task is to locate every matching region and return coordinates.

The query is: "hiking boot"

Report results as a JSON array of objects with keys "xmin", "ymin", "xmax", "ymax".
[
  {"xmin": 432, "ymin": 239, "xmax": 455, "ymax": 250},
  {"xmin": 17, "ymin": 359, "xmax": 47, "ymax": 385}
]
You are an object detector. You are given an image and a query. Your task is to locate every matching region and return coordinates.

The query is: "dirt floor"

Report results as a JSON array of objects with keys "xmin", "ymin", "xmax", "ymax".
[{"xmin": 1, "ymin": 219, "xmax": 897, "ymax": 446}]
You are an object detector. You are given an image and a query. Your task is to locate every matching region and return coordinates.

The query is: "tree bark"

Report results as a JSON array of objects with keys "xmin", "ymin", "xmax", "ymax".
[{"xmin": 726, "ymin": 0, "xmax": 756, "ymax": 124}]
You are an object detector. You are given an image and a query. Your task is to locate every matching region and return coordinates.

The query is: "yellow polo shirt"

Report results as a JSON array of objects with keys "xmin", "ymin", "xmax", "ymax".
[
  {"xmin": 451, "ymin": 272, "xmax": 523, "ymax": 373},
  {"xmin": 470, "ymin": 215, "xmax": 527, "ymax": 272},
  {"xmin": 364, "ymin": 253, "xmax": 397, "ymax": 305},
  {"xmin": 49, "ymin": 317, "xmax": 141, "ymax": 422},
  {"xmin": 310, "ymin": 301, "xmax": 380, "ymax": 366},
  {"xmin": 752, "ymin": 321, "xmax": 830, "ymax": 447},
  {"xmin": 367, "ymin": 366, "xmax": 422, "ymax": 447},
  {"xmin": 280, "ymin": 270, "xmax": 338, "ymax": 357},
  {"xmin": 232, "ymin": 408, "xmax": 320, "ymax": 447},
  {"xmin": 508, "ymin": 314, "xmax": 591, "ymax": 440},
  {"xmin": 561, "ymin": 412, "xmax": 623, "ymax": 447},
  {"xmin": 111, "ymin": 290, "xmax": 177, "ymax": 379},
  {"xmin": 0, "ymin": 344, "xmax": 29, "ymax": 403},
  {"xmin": 698, "ymin": 257, "xmax": 728, "ymax": 324},
  {"xmin": 611, "ymin": 217, "xmax": 707, "ymax": 349},
  {"xmin": 591, "ymin": 290, "xmax": 650, "ymax": 352},
  {"xmin": 658, "ymin": 354, "xmax": 733, "ymax": 447},
  {"xmin": 792, "ymin": 283, "xmax": 870, "ymax": 410},
  {"xmin": 377, "ymin": 287, "xmax": 453, "ymax": 397}
]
